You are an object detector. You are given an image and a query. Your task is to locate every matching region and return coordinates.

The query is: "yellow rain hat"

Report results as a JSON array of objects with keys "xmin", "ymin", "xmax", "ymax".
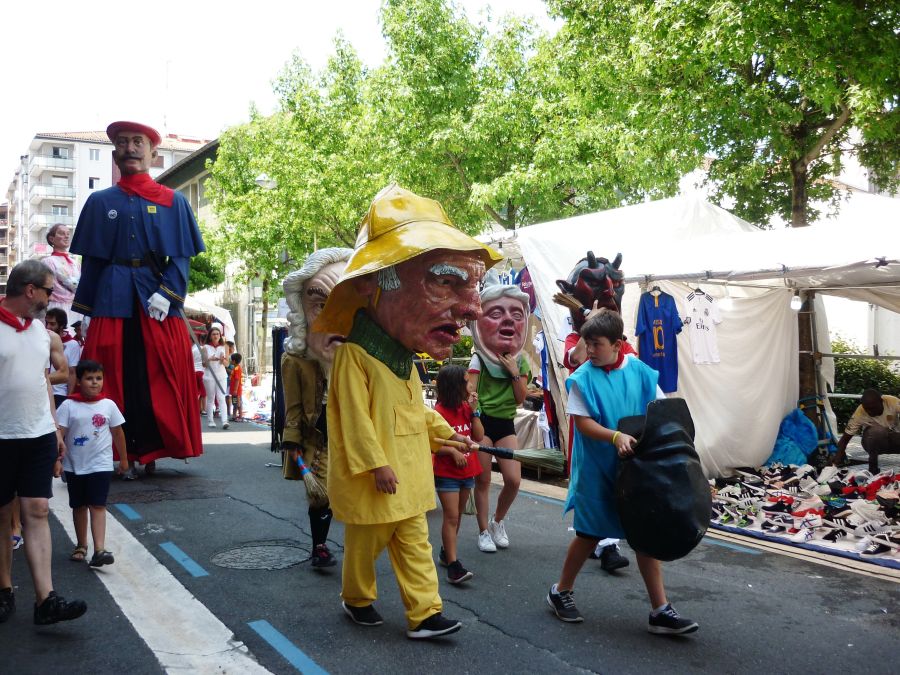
[{"xmin": 315, "ymin": 184, "xmax": 502, "ymax": 335}]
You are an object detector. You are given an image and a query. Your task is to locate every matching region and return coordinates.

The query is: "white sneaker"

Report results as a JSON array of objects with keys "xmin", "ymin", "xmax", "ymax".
[
  {"xmin": 478, "ymin": 529, "xmax": 497, "ymax": 553},
  {"xmin": 207, "ymin": 422, "xmax": 216, "ymax": 428},
  {"xmin": 488, "ymin": 519, "xmax": 509, "ymax": 549},
  {"xmin": 223, "ymin": 422, "xmax": 230, "ymax": 430},
  {"xmin": 817, "ymin": 466, "xmax": 839, "ymax": 484}
]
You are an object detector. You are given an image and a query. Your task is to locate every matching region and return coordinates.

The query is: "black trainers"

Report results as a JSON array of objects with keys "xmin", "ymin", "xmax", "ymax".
[
  {"xmin": 89, "ymin": 550, "xmax": 115, "ymax": 567},
  {"xmin": 648, "ymin": 604, "xmax": 699, "ymax": 635},
  {"xmin": 438, "ymin": 547, "xmax": 448, "ymax": 567},
  {"xmin": 546, "ymin": 584, "xmax": 583, "ymax": 623},
  {"xmin": 311, "ymin": 544, "xmax": 336, "ymax": 568},
  {"xmin": 447, "ymin": 560, "xmax": 473, "ymax": 584},
  {"xmin": 0, "ymin": 588, "xmax": 14, "ymax": 624},
  {"xmin": 406, "ymin": 612, "xmax": 462, "ymax": 639},
  {"xmin": 599, "ymin": 544, "xmax": 629, "ymax": 572},
  {"xmin": 342, "ymin": 601, "xmax": 383, "ymax": 626},
  {"xmin": 33, "ymin": 591, "xmax": 87, "ymax": 625}
]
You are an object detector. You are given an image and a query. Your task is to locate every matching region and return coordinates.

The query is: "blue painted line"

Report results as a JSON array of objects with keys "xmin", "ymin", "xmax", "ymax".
[
  {"xmin": 249, "ymin": 620, "xmax": 329, "ymax": 674},
  {"xmin": 705, "ymin": 538, "xmax": 761, "ymax": 555},
  {"xmin": 113, "ymin": 503, "xmax": 142, "ymax": 521},
  {"xmin": 159, "ymin": 542, "xmax": 209, "ymax": 577}
]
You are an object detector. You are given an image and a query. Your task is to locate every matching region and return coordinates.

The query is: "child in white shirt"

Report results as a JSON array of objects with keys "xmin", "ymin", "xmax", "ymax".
[{"xmin": 56, "ymin": 360, "xmax": 128, "ymax": 567}]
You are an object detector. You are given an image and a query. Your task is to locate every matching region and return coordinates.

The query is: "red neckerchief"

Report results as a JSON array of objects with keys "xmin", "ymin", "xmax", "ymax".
[
  {"xmin": 600, "ymin": 349, "xmax": 626, "ymax": 373},
  {"xmin": 51, "ymin": 250, "xmax": 74, "ymax": 264},
  {"xmin": 118, "ymin": 172, "xmax": 174, "ymax": 207},
  {"xmin": 60, "ymin": 333, "xmax": 75, "ymax": 343},
  {"xmin": 66, "ymin": 392, "xmax": 107, "ymax": 402},
  {"xmin": 0, "ymin": 303, "xmax": 31, "ymax": 332}
]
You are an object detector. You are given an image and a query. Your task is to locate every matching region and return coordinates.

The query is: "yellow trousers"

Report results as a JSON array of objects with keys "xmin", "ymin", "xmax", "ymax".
[{"xmin": 342, "ymin": 513, "xmax": 442, "ymax": 629}]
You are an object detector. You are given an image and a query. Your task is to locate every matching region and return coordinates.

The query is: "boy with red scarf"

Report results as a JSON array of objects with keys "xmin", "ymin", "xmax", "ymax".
[
  {"xmin": 57, "ymin": 360, "xmax": 128, "ymax": 567},
  {"xmin": 70, "ymin": 121, "xmax": 205, "ymax": 475}
]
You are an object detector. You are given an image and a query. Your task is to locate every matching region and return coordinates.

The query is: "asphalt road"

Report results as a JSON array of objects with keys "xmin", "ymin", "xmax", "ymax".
[{"xmin": 6, "ymin": 426, "xmax": 900, "ymax": 674}]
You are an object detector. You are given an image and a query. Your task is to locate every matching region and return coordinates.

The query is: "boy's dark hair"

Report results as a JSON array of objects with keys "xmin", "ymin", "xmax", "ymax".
[
  {"xmin": 45, "ymin": 307, "xmax": 68, "ymax": 329},
  {"xmin": 436, "ymin": 364, "xmax": 468, "ymax": 409},
  {"xmin": 231, "ymin": 352, "xmax": 242, "ymax": 364},
  {"xmin": 580, "ymin": 310, "xmax": 624, "ymax": 343},
  {"xmin": 75, "ymin": 359, "xmax": 104, "ymax": 379}
]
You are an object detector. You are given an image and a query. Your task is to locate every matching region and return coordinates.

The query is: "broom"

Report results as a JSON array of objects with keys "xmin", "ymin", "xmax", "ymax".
[
  {"xmin": 296, "ymin": 457, "xmax": 328, "ymax": 503},
  {"xmin": 552, "ymin": 292, "xmax": 585, "ymax": 313},
  {"xmin": 435, "ymin": 438, "xmax": 565, "ymax": 474}
]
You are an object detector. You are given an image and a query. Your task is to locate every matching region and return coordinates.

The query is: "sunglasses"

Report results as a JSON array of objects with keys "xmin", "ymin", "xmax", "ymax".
[{"xmin": 33, "ymin": 284, "xmax": 54, "ymax": 297}]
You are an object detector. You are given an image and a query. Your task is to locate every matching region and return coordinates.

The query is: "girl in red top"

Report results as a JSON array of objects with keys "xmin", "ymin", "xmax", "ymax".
[{"xmin": 433, "ymin": 365, "xmax": 484, "ymax": 585}]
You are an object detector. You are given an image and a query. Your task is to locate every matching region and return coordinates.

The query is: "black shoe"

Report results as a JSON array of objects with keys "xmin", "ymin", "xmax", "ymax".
[
  {"xmin": 0, "ymin": 588, "xmax": 14, "ymax": 624},
  {"xmin": 33, "ymin": 591, "xmax": 87, "ymax": 625},
  {"xmin": 89, "ymin": 550, "xmax": 115, "ymax": 567},
  {"xmin": 342, "ymin": 601, "xmax": 383, "ymax": 626},
  {"xmin": 599, "ymin": 544, "xmax": 629, "ymax": 573},
  {"xmin": 438, "ymin": 546, "xmax": 448, "ymax": 567},
  {"xmin": 546, "ymin": 584, "xmax": 583, "ymax": 623},
  {"xmin": 311, "ymin": 544, "xmax": 336, "ymax": 568},
  {"xmin": 648, "ymin": 604, "xmax": 699, "ymax": 635},
  {"xmin": 447, "ymin": 560, "xmax": 473, "ymax": 584},
  {"xmin": 406, "ymin": 612, "xmax": 462, "ymax": 639}
]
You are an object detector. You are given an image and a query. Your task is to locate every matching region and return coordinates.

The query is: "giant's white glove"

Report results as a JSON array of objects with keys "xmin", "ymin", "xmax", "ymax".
[{"xmin": 147, "ymin": 292, "xmax": 171, "ymax": 322}]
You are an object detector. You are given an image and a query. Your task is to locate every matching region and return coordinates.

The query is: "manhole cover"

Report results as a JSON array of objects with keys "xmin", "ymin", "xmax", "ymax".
[{"xmin": 211, "ymin": 544, "xmax": 309, "ymax": 570}]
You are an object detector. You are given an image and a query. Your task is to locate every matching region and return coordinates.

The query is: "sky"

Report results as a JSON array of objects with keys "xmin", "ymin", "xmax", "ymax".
[{"xmin": 0, "ymin": 0, "xmax": 556, "ymax": 185}]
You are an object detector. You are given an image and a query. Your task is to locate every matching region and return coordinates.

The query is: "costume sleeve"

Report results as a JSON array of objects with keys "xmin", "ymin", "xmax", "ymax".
[
  {"xmin": 280, "ymin": 355, "xmax": 308, "ymax": 447},
  {"xmin": 467, "ymin": 353, "xmax": 481, "ymax": 374},
  {"xmin": 425, "ymin": 405, "xmax": 455, "ymax": 442},
  {"xmin": 843, "ymin": 405, "xmax": 865, "ymax": 436},
  {"xmin": 562, "ymin": 332, "xmax": 580, "ymax": 371},
  {"xmin": 333, "ymin": 349, "xmax": 389, "ymax": 476},
  {"xmin": 157, "ymin": 256, "xmax": 190, "ymax": 308},
  {"xmin": 71, "ymin": 255, "xmax": 105, "ymax": 316}
]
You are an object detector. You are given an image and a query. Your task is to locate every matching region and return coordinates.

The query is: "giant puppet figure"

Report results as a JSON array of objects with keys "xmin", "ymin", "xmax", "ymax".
[
  {"xmin": 70, "ymin": 121, "xmax": 205, "ymax": 474},
  {"xmin": 468, "ymin": 270, "xmax": 531, "ymax": 553},
  {"xmin": 315, "ymin": 184, "xmax": 501, "ymax": 639},
  {"xmin": 281, "ymin": 247, "xmax": 353, "ymax": 569}
]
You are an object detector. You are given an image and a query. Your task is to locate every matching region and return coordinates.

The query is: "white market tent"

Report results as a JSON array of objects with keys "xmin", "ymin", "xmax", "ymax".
[{"xmin": 510, "ymin": 190, "xmax": 900, "ymax": 477}]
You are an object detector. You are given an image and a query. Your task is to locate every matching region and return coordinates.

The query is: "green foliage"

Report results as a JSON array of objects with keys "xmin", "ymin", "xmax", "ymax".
[
  {"xmin": 188, "ymin": 252, "xmax": 224, "ymax": 293},
  {"xmin": 831, "ymin": 338, "xmax": 900, "ymax": 430},
  {"xmin": 452, "ymin": 334, "xmax": 474, "ymax": 359}
]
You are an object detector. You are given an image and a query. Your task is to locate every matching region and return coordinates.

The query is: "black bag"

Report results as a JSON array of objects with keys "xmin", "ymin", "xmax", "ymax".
[{"xmin": 614, "ymin": 398, "xmax": 710, "ymax": 562}]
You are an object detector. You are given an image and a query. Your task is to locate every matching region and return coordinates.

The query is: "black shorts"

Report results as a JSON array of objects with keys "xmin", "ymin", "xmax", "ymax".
[
  {"xmin": 65, "ymin": 471, "xmax": 113, "ymax": 508},
  {"xmin": 0, "ymin": 433, "xmax": 58, "ymax": 505},
  {"xmin": 480, "ymin": 413, "xmax": 516, "ymax": 444}
]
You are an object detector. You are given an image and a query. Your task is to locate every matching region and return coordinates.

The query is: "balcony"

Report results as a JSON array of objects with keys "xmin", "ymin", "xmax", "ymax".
[
  {"xmin": 30, "ymin": 213, "xmax": 75, "ymax": 231},
  {"xmin": 29, "ymin": 154, "xmax": 75, "ymax": 176},
  {"xmin": 29, "ymin": 183, "xmax": 75, "ymax": 204}
]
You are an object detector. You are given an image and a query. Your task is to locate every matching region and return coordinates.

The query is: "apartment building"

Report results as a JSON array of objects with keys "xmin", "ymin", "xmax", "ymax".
[
  {"xmin": 4, "ymin": 130, "xmax": 210, "ymax": 261},
  {"xmin": 0, "ymin": 203, "xmax": 9, "ymax": 294}
]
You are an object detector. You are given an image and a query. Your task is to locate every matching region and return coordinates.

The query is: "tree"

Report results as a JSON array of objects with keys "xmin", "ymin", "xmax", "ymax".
[
  {"xmin": 544, "ymin": 0, "xmax": 900, "ymax": 227},
  {"xmin": 188, "ymin": 252, "xmax": 225, "ymax": 294}
]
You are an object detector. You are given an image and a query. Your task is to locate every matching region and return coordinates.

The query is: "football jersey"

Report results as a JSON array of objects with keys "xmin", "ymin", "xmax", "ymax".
[
  {"xmin": 635, "ymin": 291, "xmax": 682, "ymax": 392},
  {"xmin": 684, "ymin": 291, "xmax": 722, "ymax": 364}
]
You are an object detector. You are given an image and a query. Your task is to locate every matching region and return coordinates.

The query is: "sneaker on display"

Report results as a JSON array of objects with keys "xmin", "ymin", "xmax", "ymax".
[
  {"xmin": 33, "ymin": 592, "xmax": 87, "ymax": 625},
  {"xmin": 547, "ymin": 584, "xmax": 583, "ymax": 623},
  {"xmin": 488, "ymin": 519, "xmax": 509, "ymax": 548},
  {"xmin": 342, "ymin": 601, "xmax": 383, "ymax": 626},
  {"xmin": 648, "ymin": 604, "xmax": 699, "ymax": 635},
  {"xmin": 311, "ymin": 544, "xmax": 336, "ymax": 568},
  {"xmin": 447, "ymin": 560, "xmax": 473, "ymax": 584},
  {"xmin": 478, "ymin": 529, "xmax": 497, "ymax": 553},
  {"xmin": 406, "ymin": 612, "xmax": 462, "ymax": 639},
  {"xmin": 599, "ymin": 544, "xmax": 630, "ymax": 573}
]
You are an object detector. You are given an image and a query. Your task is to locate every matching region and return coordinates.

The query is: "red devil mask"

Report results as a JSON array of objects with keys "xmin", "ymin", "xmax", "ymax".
[{"xmin": 556, "ymin": 251, "xmax": 624, "ymax": 331}]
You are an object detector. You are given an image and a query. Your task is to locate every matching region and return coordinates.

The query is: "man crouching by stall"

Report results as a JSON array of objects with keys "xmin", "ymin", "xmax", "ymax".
[{"xmin": 315, "ymin": 184, "xmax": 501, "ymax": 639}]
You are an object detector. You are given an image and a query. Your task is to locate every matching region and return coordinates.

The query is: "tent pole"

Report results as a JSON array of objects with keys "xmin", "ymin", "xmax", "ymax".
[{"xmin": 798, "ymin": 291, "xmax": 820, "ymax": 428}]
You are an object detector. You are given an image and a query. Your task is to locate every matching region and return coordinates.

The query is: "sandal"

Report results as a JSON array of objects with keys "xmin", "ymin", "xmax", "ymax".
[
  {"xmin": 89, "ymin": 550, "xmax": 115, "ymax": 567},
  {"xmin": 70, "ymin": 546, "xmax": 88, "ymax": 562}
]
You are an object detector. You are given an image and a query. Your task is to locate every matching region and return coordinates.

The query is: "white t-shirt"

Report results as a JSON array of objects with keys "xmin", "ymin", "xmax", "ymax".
[
  {"xmin": 192, "ymin": 344, "xmax": 204, "ymax": 373},
  {"xmin": 684, "ymin": 291, "xmax": 722, "ymax": 364},
  {"xmin": 57, "ymin": 398, "xmax": 125, "ymax": 474},
  {"xmin": 51, "ymin": 339, "xmax": 82, "ymax": 396},
  {"xmin": 203, "ymin": 344, "xmax": 226, "ymax": 380},
  {"xmin": 0, "ymin": 318, "xmax": 55, "ymax": 438}
]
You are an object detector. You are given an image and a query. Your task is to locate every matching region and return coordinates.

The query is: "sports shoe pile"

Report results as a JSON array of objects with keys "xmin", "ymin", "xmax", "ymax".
[{"xmin": 710, "ymin": 464, "xmax": 900, "ymax": 557}]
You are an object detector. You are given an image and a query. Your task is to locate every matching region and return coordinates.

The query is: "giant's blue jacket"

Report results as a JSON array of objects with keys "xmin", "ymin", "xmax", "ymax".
[{"xmin": 70, "ymin": 186, "xmax": 205, "ymax": 318}]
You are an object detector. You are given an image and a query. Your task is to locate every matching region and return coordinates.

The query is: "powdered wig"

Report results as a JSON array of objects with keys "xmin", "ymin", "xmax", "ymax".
[{"xmin": 282, "ymin": 247, "xmax": 353, "ymax": 356}]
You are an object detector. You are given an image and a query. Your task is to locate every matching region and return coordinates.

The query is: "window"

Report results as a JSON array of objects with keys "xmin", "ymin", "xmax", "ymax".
[
  {"xmin": 51, "ymin": 147, "xmax": 69, "ymax": 159},
  {"xmin": 89, "ymin": 177, "xmax": 100, "ymax": 189},
  {"xmin": 51, "ymin": 175, "xmax": 68, "ymax": 187},
  {"xmin": 89, "ymin": 149, "xmax": 100, "ymax": 161},
  {"xmin": 51, "ymin": 205, "xmax": 69, "ymax": 216}
]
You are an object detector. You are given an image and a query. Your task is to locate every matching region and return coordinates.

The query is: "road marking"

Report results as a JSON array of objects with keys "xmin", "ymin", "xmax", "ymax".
[
  {"xmin": 160, "ymin": 541, "xmax": 210, "ymax": 577},
  {"xmin": 113, "ymin": 503, "xmax": 142, "ymax": 520},
  {"xmin": 49, "ymin": 480, "xmax": 272, "ymax": 673},
  {"xmin": 249, "ymin": 620, "xmax": 329, "ymax": 674}
]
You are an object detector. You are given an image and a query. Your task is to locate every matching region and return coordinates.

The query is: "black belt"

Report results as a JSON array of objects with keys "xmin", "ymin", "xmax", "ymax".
[{"xmin": 113, "ymin": 257, "xmax": 146, "ymax": 268}]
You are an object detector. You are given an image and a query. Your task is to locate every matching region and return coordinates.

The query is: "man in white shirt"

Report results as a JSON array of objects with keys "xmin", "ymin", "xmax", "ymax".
[{"xmin": 0, "ymin": 260, "xmax": 87, "ymax": 625}]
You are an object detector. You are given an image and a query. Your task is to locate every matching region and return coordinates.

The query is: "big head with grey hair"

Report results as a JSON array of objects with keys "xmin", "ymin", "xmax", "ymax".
[
  {"xmin": 282, "ymin": 247, "xmax": 353, "ymax": 365},
  {"xmin": 471, "ymin": 269, "xmax": 530, "ymax": 378}
]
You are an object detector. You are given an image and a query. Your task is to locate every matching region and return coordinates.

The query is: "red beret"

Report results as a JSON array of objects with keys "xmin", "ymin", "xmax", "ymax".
[{"xmin": 106, "ymin": 121, "xmax": 162, "ymax": 148}]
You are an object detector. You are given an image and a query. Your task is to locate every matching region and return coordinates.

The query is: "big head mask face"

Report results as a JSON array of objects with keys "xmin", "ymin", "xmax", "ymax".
[
  {"xmin": 556, "ymin": 251, "xmax": 624, "ymax": 332},
  {"xmin": 471, "ymin": 269, "xmax": 530, "ymax": 378}
]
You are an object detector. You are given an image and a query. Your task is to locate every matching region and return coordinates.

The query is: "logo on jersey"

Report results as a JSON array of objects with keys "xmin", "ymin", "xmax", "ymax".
[{"xmin": 107, "ymin": 209, "xmax": 118, "ymax": 219}]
